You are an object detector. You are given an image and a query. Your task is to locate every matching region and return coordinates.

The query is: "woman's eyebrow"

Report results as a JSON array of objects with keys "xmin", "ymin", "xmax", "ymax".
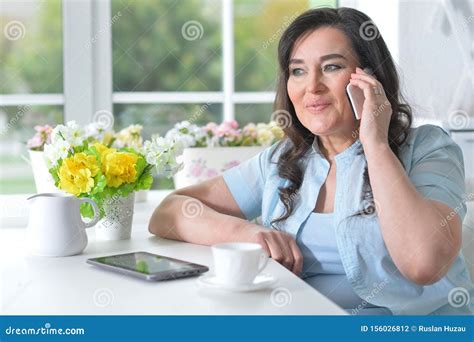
[
  {"xmin": 320, "ymin": 53, "xmax": 347, "ymax": 62},
  {"xmin": 289, "ymin": 53, "xmax": 347, "ymax": 65}
]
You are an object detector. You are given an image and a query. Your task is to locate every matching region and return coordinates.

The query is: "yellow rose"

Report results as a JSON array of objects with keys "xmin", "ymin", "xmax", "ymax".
[
  {"xmin": 75, "ymin": 153, "xmax": 100, "ymax": 177},
  {"xmin": 93, "ymin": 142, "xmax": 112, "ymax": 156},
  {"xmin": 93, "ymin": 143, "xmax": 117, "ymax": 166},
  {"xmin": 58, "ymin": 153, "xmax": 99, "ymax": 195},
  {"xmin": 102, "ymin": 151, "xmax": 138, "ymax": 188}
]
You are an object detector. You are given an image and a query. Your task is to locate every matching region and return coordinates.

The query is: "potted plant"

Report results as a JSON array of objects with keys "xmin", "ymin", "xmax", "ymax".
[
  {"xmin": 167, "ymin": 120, "xmax": 284, "ymax": 189},
  {"xmin": 26, "ymin": 124, "xmax": 60, "ymax": 193},
  {"xmin": 44, "ymin": 121, "xmax": 183, "ymax": 240}
]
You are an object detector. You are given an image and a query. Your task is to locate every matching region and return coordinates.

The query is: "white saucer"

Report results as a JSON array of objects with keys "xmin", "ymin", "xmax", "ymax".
[{"xmin": 197, "ymin": 273, "xmax": 278, "ymax": 292}]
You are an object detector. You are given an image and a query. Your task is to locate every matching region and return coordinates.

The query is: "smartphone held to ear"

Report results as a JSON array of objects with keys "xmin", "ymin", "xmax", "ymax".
[{"xmin": 346, "ymin": 83, "xmax": 364, "ymax": 120}]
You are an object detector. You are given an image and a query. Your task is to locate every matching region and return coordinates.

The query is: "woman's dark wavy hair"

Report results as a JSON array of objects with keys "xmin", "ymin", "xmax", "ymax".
[{"xmin": 271, "ymin": 7, "xmax": 412, "ymax": 227}]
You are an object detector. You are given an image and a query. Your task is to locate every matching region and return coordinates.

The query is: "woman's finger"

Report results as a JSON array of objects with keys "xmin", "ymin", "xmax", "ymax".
[
  {"xmin": 351, "ymin": 72, "xmax": 379, "ymax": 87},
  {"xmin": 349, "ymin": 78, "xmax": 377, "ymax": 104},
  {"xmin": 253, "ymin": 231, "xmax": 272, "ymax": 256},
  {"xmin": 264, "ymin": 233, "xmax": 286, "ymax": 266},
  {"xmin": 274, "ymin": 232, "xmax": 295, "ymax": 271},
  {"xmin": 289, "ymin": 238, "xmax": 304, "ymax": 276}
]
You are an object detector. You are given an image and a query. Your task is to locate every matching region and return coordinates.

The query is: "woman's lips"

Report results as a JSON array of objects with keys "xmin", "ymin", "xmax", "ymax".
[{"xmin": 306, "ymin": 103, "xmax": 331, "ymax": 114}]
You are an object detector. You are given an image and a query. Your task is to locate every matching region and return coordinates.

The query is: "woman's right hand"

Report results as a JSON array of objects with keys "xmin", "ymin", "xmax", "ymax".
[{"xmin": 242, "ymin": 224, "xmax": 304, "ymax": 276}]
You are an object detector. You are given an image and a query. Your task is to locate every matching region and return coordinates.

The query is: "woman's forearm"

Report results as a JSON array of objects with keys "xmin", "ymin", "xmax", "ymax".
[
  {"xmin": 363, "ymin": 142, "xmax": 459, "ymax": 284},
  {"xmin": 148, "ymin": 194, "xmax": 258, "ymax": 246}
]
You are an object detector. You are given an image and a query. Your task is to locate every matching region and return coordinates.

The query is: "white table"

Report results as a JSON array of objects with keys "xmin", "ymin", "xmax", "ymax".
[{"xmin": 0, "ymin": 191, "xmax": 346, "ymax": 315}]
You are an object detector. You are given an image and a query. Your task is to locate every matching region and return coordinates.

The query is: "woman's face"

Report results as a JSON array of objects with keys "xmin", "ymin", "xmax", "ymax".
[{"xmin": 287, "ymin": 27, "xmax": 360, "ymax": 138}]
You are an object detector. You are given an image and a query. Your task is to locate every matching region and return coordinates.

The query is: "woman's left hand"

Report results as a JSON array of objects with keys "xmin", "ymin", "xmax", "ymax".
[{"xmin": 350, "ymin": 67, "xmax": 392, "ymax": 148}]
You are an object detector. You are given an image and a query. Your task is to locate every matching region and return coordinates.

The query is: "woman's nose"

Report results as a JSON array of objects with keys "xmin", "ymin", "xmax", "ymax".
[{"xmin": 305, "ymin": 72, "xmax": 326, "ymax": 93}]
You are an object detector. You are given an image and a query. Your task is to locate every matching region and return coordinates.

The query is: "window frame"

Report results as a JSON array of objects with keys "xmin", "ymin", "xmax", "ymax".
[
  {"xmin": 109, "ymin": 0, "xmax": 277, "ymax": 122},
  {"xmin": 3, "ymin": 1, "xmax": 347, "ymax": 124}
]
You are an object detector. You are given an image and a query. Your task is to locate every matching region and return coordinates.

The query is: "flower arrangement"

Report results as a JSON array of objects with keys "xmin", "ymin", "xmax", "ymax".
[
  {"xmin": 27, "ymin": 125, "xmax": 54, "ymax": 151},
  {"xmin": 165, "ymin": 120, "xmax": 284, "ymax": 148},
  {"xmin": 44, "ymin": 121, "xmax": 183, "ymax": 218}
]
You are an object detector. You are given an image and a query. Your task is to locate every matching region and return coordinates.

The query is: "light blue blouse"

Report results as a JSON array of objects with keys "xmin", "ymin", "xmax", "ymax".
[
  {"xmin": 298, "ymin": 212, "xmax": 391, "ymax": 314},
  {"xmin": 223, "ymin": 124, "xmax": 473, "ymax": 315},
  {"xmin": 298, "ymin": 212, "xmax": 344, "ymax": 276}
]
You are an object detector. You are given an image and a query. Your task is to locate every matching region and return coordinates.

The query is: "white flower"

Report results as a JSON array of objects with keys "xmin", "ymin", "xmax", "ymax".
[
  {"xmin": 44, "ymin": 139, "xmax": 71, "ymax": 168},
  {"xmin": 166, "ymin": 128, "xmax": 196, "ymax": 148},
  {"xmin": 114, "ymin": 124, "xmax": 143, "ymax": 150},
  {"xmin": 51, "ymin": 124, "xmax": 66, "ymax": 144},
  {"xmin": 165, "ymin": 121, "xmax": 208, "ymax": 148},
  {"xmin": 85, "ymin": 122, "xmax": 114, "ymax": 141},
  {"xmin": 257, "ymin": 129, "xmax": 274, "ymax": 146},
  {"xmin": 85, "ymin": 122, "xmax": 100, "ymax": 138},
  {"xmin": 175, "ymin": 121, "xmax": 192, "ymax": 130},
  {"xmin": 144, "ymin": 135, "xmax": 184, "ymax": 177},
  {"xmin": 51, "ymin": 121, "xmax": 85, "ymax": 147}
]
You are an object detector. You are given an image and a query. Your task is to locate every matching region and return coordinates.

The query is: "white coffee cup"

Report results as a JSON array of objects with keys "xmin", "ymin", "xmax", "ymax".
[{"xmin": 211, "ymin": 242, "xmax": 269, "ymax": 286}]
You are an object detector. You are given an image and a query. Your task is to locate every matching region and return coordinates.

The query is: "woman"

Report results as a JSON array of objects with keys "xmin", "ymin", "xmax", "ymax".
[{"xmin": 149, "ymin": 7, "xmax": 473, "ymax": 315}]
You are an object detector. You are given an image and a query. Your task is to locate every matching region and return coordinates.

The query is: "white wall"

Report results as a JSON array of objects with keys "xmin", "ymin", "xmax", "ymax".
[
  {"xmin": 398, "ymin": 0, "xmax": 473, "ymax": 126},
  {"xmin": 340, "ymin": 0, "xmax": 474, "ymax": 127}
]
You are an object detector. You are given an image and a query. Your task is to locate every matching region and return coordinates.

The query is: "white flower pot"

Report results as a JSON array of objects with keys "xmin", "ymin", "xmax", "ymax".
[
  {"xmin": 28, "ymin": 150, "xmax": 62, "ymax": 194},
  {"xmin": 95, "ymin": 193, "xmax": 135, "ymax": 241},
  {"xmin": 173, "ymin": 146, "xmax": 265, "ymax": 189}
]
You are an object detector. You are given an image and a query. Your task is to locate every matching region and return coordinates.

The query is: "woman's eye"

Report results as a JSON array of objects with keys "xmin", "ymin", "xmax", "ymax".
[
  {"xmin": 290, "ymin": 68, "xmax": 305, "ymax": 76},
  {"xmin": 323, "ymin": 64, "xmax": 342, "ymax": 72}
]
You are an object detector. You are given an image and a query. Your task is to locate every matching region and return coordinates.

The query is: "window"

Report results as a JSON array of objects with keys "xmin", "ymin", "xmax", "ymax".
[
  {"xmin": 0, "ymin": 0, "xmax": 336, "ymax": 193},
  {"xmin": 112, "ymin": 0, "xmax": 222, "ymax": 93},
  {"xmin": 234, "ymin": 0, "xmax": 309, "ymax": 92},
  {"xmin": 0, "ymin": 0, "xmax": 63, "ymax": 194}
]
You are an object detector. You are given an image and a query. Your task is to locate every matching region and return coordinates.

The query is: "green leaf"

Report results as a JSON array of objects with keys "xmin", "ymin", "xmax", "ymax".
[
  {"xmin": 80, "ymin": 201, "xmax": 94, "ymax": 219},
  {"xmin": 135, "ymin": 155, "xmax": 147, "ymax": 174},
  {"xmin": 119, "ymin": 183, "xmax": 135, "ymax": 197},
  {"xmin": 136, "ymin": 172, "xmax": 153, "ymax": 191},
  {"xmin": 91, "ymin": 173, "xmax": 107, "ymax": 195},
  {"xmin": 135, "ymin": 163, "xmax": 154, "ymax": 190},
  {"xmin": 49, "ymin": 165, "xmax": 60, "ymax": 183}
]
